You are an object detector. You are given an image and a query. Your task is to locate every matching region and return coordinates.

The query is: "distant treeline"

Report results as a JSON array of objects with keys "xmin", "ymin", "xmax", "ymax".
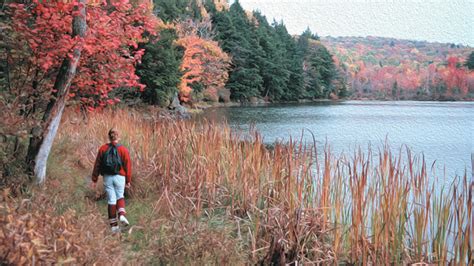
[{"xmin": 323, "ymin": 36, "xmax": 474, "ymax": 101}]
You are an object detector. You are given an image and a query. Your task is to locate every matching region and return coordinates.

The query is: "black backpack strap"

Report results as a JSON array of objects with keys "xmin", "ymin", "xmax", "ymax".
[{"xmin": 108, "ymin": 143, "xmax": 121, "ymax": 148}]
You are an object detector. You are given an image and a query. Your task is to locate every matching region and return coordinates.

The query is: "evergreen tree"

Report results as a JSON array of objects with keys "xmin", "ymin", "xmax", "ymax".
[
  {"xmin": 227, "ymin": 67, "xmax": 262, "ymax": 100},
  {"xmin": 253, "ymin": 12, "xmax": 289, "ymax": 101},
  {"xmin": 337, "ymin": 81, "xmax": 348, "ymax": 98},
  {"xmin": 211, "ymin": 0, "xmax": 263, "ymax": 101},
  {"xmin": 307, "ymin": 44, "xmax": 336, "ymax": 98},
  {"xmin": 273, "ymin": 20, "xmax": 304, "ymax": 100},
  {"xmin": 297, "ymin": 28, "xmax": 336, "ymax": 98},
  {"xmin": 303, "ymin": 26, "xmax": 320, "ymax": 40},
  {"xmin": 297, "ymin": 27, "xmax": 319, "ymax": 55},
  {"xmin": 153, "ymin": 0, "xmax": 190, "ymax": 22},
  {"xmin": 206, "ymin": 1, "xmax": 336, "ymax": 101},
  {"xmin": 391, "ymin": 81, "xmax": 399, "ymax": 99},
  {"xmin": 203, "ymin": 0, "xmax": 217, "ymax": 14},
  {"xmin": 211, "ymin": 10, "xmax": 238, "ymax": 52},
  {"xmin": 190, "ymin": 0, "xmax": 202, "ymax": 21},
  {"xmin": 137, "ymin": 29, "xmax": 183, "ymax": 106},
  {"xmin": 465, "ymin": 51, "xmax": 474, "ymax": 70}
]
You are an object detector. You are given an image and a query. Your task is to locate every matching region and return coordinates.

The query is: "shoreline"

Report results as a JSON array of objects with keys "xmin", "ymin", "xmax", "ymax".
[{"xmin": 187, "ymin": 97, "xmax": 474, "ymax": 111}]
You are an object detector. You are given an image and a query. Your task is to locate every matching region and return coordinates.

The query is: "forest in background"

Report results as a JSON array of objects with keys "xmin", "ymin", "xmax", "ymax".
[
  {"xmin": 134, "ymin": 0, "xmax": 343, "ymax": 107},
  {"xmin": 323, "ymin": 36, "xmax": 474, "ymax": 100},
  {"xmin": 131, "ymin": 0, "xmax": 474, "ymax": 104},
  {"xmin": 126, "ymin": 0, "xmax": 474, "ymax": 105},
  {"xmin": 2, "ymin": 0, "xmax": 473, "ymax": 115}
]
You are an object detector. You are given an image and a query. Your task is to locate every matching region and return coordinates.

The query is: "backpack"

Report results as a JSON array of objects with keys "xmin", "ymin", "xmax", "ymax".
[{"xmin": 100, "ymin": 144, "xmax": 123, "ymax": 175}]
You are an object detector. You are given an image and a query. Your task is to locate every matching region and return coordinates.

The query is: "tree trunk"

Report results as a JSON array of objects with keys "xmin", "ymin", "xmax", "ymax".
[{"xmin": 26, "ymin": 0, "xmax": 87, "ymax": 184}]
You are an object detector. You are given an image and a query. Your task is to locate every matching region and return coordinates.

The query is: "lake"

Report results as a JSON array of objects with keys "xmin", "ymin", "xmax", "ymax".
[{"xmin": 198, "ymin": 101, "xmax": 473, "ymax": 184}]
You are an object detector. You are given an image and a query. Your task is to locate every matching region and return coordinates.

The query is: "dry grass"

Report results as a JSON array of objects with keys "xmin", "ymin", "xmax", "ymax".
[
  {"xmin": 64, "ymin": 108, "xmax": 472, "ymax": 264},
  {"xmin": 2, "ymin": 107, "xmax": 471, "ymax": 264},
  {"xmin": 0, "ymin": 188, "xmax": 122, "ymax": 265}
]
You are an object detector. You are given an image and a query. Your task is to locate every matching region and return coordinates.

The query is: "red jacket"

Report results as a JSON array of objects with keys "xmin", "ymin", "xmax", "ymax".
[{"xmin": 92, "ymin": 142, "xmax": 132, "ymax": 183}]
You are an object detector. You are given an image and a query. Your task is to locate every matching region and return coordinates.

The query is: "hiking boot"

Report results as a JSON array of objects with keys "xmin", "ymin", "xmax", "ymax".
[
  {"xmin": 111, "ymin": 225, "xmax": 120, "ymax": 234},
  {"xmin": 119, "ymin": 215, "xmax": 129, "ymax": 227}
]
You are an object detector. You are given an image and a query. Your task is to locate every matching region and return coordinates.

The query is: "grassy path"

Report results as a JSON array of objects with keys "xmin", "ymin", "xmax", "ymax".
[{"xmin": 46, "ymin": 136, "xmax": 246, "ymax": 264}]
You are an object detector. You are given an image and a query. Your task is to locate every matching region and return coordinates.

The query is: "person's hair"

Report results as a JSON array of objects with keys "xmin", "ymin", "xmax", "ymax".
[{"xmin": 108, "ymin": 128, "xmax": 119, "ymax": 142}]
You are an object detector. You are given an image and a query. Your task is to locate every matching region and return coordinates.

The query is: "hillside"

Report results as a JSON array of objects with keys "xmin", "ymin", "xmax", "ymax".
[{"xmin": 322, "ymin": 36, "xmax": 474, "ymax": 100}]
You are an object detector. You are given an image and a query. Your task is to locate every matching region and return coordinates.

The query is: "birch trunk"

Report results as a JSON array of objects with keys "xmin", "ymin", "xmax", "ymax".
[{"xmin": 26, "ymin": 0, "xmax": 87, "ymax": 184}]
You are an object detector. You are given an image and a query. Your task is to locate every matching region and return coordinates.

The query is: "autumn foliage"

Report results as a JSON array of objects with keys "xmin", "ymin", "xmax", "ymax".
[
  {"xmin": 7, "ymin": 0, "xmax": 158, "ymax": 110},
  {"xmin": 324, "ymin": 36, "xmax": 474, "ymax": 100},
  {"xmin": 175, "ymin": 35, "xmax": 230, "ymax": 102},
  {"xmin": 440, "ymin": 57, "xmax": 470, "ymax": 96}
]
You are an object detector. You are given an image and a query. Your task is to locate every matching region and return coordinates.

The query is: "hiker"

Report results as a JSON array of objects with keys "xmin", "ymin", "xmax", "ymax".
[{"xmin": 91, "ymin": 128, "xmax": 132, "ymax": 233}]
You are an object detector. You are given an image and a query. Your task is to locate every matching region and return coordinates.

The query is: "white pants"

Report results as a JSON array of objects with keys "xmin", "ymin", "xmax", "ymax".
[{"xmin": 103, "ymin": 174, "xmax": 125, "ymax": 205}]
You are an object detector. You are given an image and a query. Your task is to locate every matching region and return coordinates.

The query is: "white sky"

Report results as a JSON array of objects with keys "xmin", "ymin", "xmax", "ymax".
[{"xmin": 237, "ymin": 0, "xmax": 474, "ymax": 46}]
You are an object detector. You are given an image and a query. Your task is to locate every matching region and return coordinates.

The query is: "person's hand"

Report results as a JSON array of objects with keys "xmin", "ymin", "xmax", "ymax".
[
  {"xmin": 125, "ymin": 182, "xmax": 131, "ymax": 189},
  {"xmin": 90, "ymin": 181, "xmax": 97, "ymax": 190}
]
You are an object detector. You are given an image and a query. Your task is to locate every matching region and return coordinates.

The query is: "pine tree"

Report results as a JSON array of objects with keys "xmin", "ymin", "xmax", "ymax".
[
  {"xmin": 273, "ymin": 20, "xmax": 304, "ymax": 100},
  {"xmin": 465, "ymin": 51, "xmax": 474, "ymax": 70},
  {"xmin": 297, "ymin": 28, "xmax": 336, "ymax": 99},
  {"xmin": 252, "ymin": 12, "xmax": 288, "ymax": 101},
  {"xmin": 211, "ymin": 10, "xmax": 238, "ymax": 52},
  {"xmin": 210, "ymin": 0, "xmax": 263, "ymax": 101},
  {"xmin": 307, "ymin": 44, "xmax": 336, "ymax": 98},
  {"xmin": 190, "ymin": 0, "xmax": 202, "ymax": 21},
  {"xmin": 137, "ymin": 29, "xmax": 183, "ymax": 106},
  {"xmin": 203, "ymin": 0, "xmax": 218, "ymax": 14},
  {"xmin": 206, "ymin": 1, "xmax": 336, "ymax": 101},
  {"xmin": 153, "ymin": 0, "xmax": 189, "ymax": 22}
]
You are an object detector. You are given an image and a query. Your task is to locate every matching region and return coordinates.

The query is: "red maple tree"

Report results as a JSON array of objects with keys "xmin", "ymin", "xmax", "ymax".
[
  {"xmin": 3, "ymin": 0, "xmax": 158, "ymax": 183},
  {"xmin": 10, "ymin": 0, "xmax": 158, "ymax": 109}
]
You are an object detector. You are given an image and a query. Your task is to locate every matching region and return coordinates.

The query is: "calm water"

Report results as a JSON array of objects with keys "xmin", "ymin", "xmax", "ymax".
[{"xmin": 199, "ymin": 101, "xmax": 473, "ymax": 183}]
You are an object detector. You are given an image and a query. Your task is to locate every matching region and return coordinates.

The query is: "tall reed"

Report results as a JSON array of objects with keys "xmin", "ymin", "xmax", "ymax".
[{"xmin": 60, "ymin": 109, "xmax": 472, "ymax": 264}]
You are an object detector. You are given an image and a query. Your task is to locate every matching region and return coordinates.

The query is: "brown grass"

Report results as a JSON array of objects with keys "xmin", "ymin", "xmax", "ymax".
[
  {"xmin": 2, "ymin": 107, "xmax": 471, "ymax": 264},
  {"xmin": 0, "ymin": 188, "xmax": 122, "ymax": 264}
]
